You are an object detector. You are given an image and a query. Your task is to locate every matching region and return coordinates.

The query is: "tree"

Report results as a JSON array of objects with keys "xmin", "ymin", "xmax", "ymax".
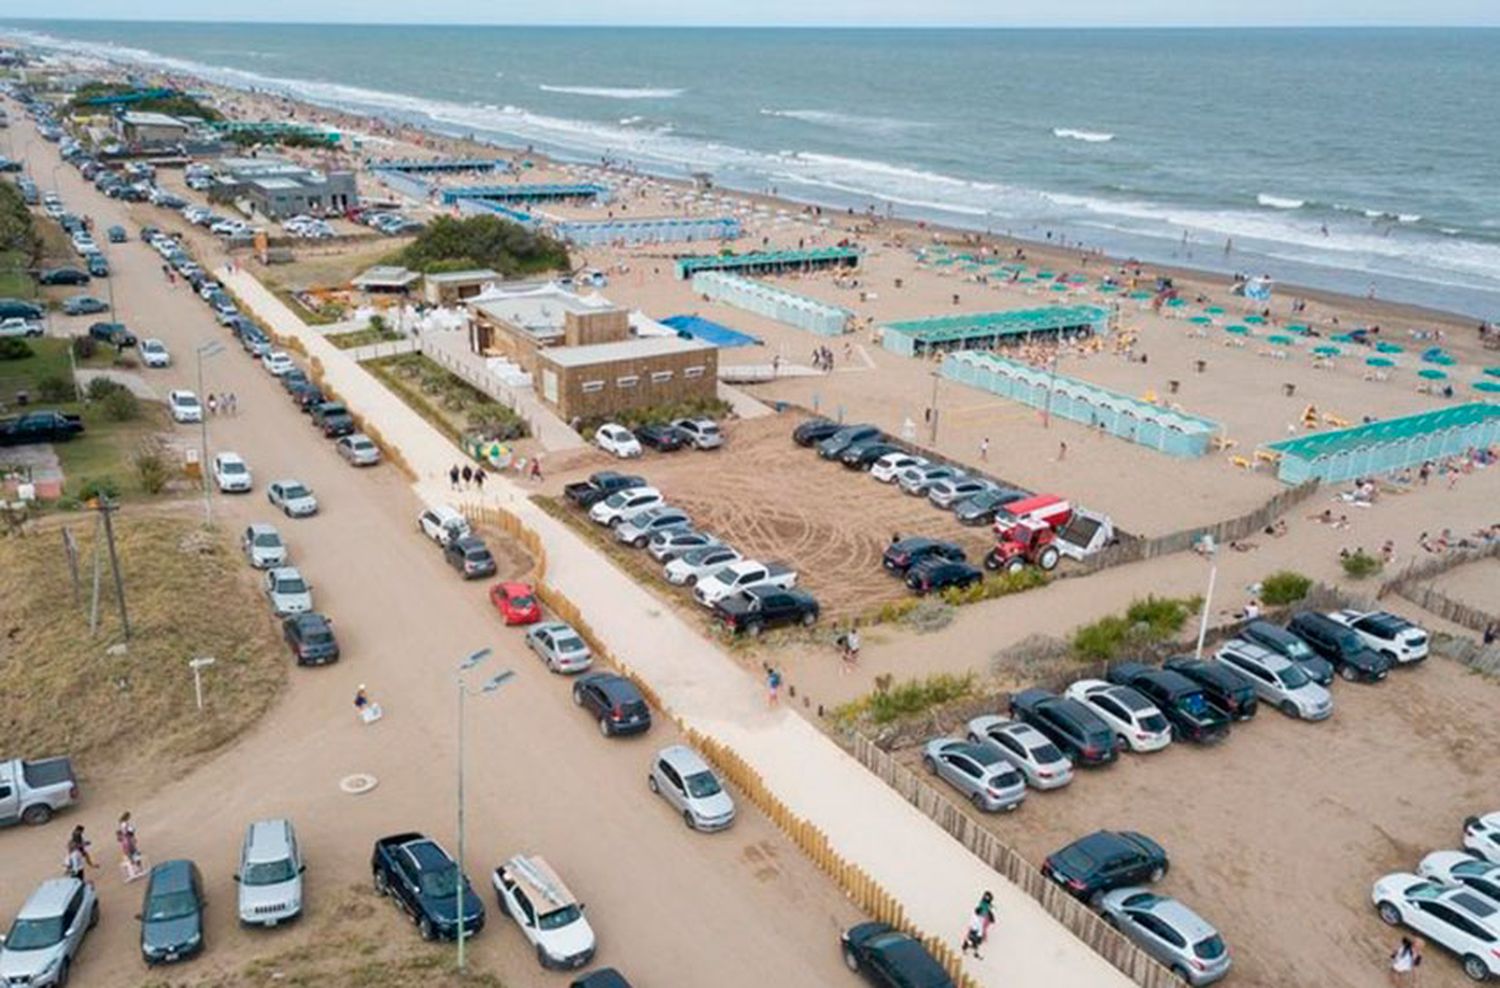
[{"xmin": 396, "ymin": 215, "xmax": 569, "ymax": 277}]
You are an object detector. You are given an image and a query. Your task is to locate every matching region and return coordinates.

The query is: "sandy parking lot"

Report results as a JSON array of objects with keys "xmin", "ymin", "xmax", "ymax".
[
  {"xmin": 893, "ymin": 657, "xmax": 1499, "ymax": 988},
  {"xmin": 553, "ymin": 414, "xmax": 1001, "ymax": 619}
]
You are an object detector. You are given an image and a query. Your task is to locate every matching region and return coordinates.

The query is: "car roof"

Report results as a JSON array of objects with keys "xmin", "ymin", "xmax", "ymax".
[
  {"xmin": 216, "ymin": 451, "xmax": 245, "ymax": 463},
  {"xmin": 658, "ymin": 744, "xmax": 711, "ymax": 775},
  {"xmin": 1220, "ymin": 639, "xmax": 1282, "ymax": 666},
  {"xmin": 247, "ymin": 522, "xmax": 279, "ymax": 536},
  {"xmin": 500, "ymin": 581, "xmax": 534, "ymax": 595},
  {"xmin": 148, "ymin": 859, "xmax": 197, "ymax": 894},
  {"xmin": 1125, "ymin": 894, "xmax": 1217, "ymax": 939},
  {"xmin": 244, "ymin": 819, "xmax": 294, "ymax": 863},
  {"xmin": 290, "ymin": 612, "xmax": 329, "ymax": 630},
  {"xmin": 533, "ymin": 620, "xmax": 573, "ymax": 635},
  {"xmin": 270, "ymin": 566, "xmax": 303, "ymax": 579},
  {"xmin": 17, "ymin": 877, "xmax": 82, "ymax": 918},
  {"xmin": 504, "ymin": 855, "xmax": 578, "ymax": 909}
]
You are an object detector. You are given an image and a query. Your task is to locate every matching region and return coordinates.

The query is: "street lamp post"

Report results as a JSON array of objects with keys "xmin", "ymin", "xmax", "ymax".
[
  {"xmin": 195, "ymin": 342, "xmax": 224, "ymax": 524},
  {"xmin": 1193, "ymin": 535, "xmax": 1219, "ymax": 660},
  {"xmin": 455, "ymin": 648, "xmax": 513, "ymax": 972},
  {"xmin": 928, "ymin": 370, "xmax": 941, "ymax": 445}
]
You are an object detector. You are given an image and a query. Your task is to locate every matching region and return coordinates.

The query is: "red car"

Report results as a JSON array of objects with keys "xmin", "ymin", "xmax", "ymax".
[{"xmin": 490, "ymin": 581, "xmax": 541, "ymax": 625}]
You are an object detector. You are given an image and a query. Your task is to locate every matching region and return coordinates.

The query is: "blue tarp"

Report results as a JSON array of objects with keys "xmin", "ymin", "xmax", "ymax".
[{"xmin": 661, "ymin": 315, "xmax": 761, "ymax": 349}]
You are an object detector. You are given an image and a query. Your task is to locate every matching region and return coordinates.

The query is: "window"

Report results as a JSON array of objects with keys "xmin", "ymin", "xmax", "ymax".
[
  {"xmin": 616, "ymin": 375, "xmax": 639, "ymax": 389},
  {"xmin": 684, "ymin": 365, "xmax": 706, "ymax": 379},
  {"xmin": 580, "ymin": 380, "xmax": 604, "ymax": 394},
  {"xmin": 650, "ymin": 370, "xmax": 672, "ymax": 384}
]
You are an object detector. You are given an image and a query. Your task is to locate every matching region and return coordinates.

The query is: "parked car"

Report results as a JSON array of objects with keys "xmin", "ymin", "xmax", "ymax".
[
  {"xmin": 840, "ymin": 440, "xmax": 902, "ymax": 470},
  {"xmin": 88, "ymin": 321, "xmax": 135, "ymax": 347},
  {"xmin": 1043, "ymin": 830, "xmax": 1169, "ymax": 901},
  {"xmin": 588, "ymin": 487, "xmax": 663, "ymax": 527},
  {"xmin": 633, "ymin": 422, "xmax": 687, "ymax": 452},
  {"xmin": 870, "ymin": 451, "xmax": 927, "ymax": 483},
  {"xmin": 1161, "ymin": 657, "xmax": 1259, "ymax": 721},
  {"xmin": 954, "ymin": 486, "xmax": 1031, "ymax": 526},
  {"xmin": 594, "ymin": 423, "xmax": 642, "ymax": 459},
  {"xmin": 1465, "ymin": 812, "xmax": 1500, "ymax": 864},
  {"xmin": 106, "ymin": 225, "xmax": 127, "ymax": 243},
  {"xmin": 283, "ymin": 612, "xmax": 339, "ymax": 666},
  {"xmin": 646, "ymin": 528, "xmax": 719, "ymax": 563},
  {"xmin": 212, "ymin": 452, "xmax": 253, "ymax": 493},
  {"xmin": 928, "ymin": 477, "xmax": 991, "ymax": 510},
  {"xmin": 905, "ymin": 557, "xmax": 982, "ymax": 594},
  {"xmin": 444, "ymin": 535, "xmax": 497, "ymax": 579},
  {"xmin": 1371, "ymin": 872, "xmax": 1500, "ymax": 982},
  {"xmin": 371, "ymin": 833, "xmax": 484, "ymax": 942},
  {"xmin": 0, "ymin": 876, "xmax": 97, "ymax": 987},
  {"xmin": 138, "ymin": 860, "xmax": 206, "ymax": 965},
  {"xmin": 965, "ymin": 716, "xmax": 1073, "ymax": 790},
  {"xmin": 169, "ymin": 390, "xmax": 203, "ymax": 424},
  {"xmin": 491, "ymin": 855, "xmax": 595, "ymax": 970},
  {"xmin": 0, "ymin": 757, "xmax": 77, "ymax": 827},
  {"xmin": 267, "ymin": 480, "xmax": 318, "ymax": 518},
  {"xmin": 241, "ymin": 523, "xmax": 287, "ymax": 569},
  {"xmin": 922, "ymin": 737, "xmax": 1026, "ymax": 812},
  {"xmin": 1107, "ymin": 663, "xmax": 1231, "ymax": 744},
  {"xmin": 418, "ymin": 505, "xmax": 470, "ymax": 546},
  {"xmin": 0, "ymin": 317, "xmax": 43, "ymax": 338},
  {"xmin": 288, "ymin": 381, "xmax": 326, "ymax": 411},
  {"xmin": 38, "ymin": 268, "xmax": 89, "ymax": 286},
  {"xmin": 139, "ymin": 338, "xmax": 171, "ymax": 367},
  {"xmin": 816, "ymin": 424, "xmax": 880, "ymax": 460},
  {"xmin": 1238, "ymin": 620, "xmax": 1335, "ymax": 685},
  {"xmin": 0, "ymin": 299, "xmax": 44, "ymax": 321},
  {"xmin": 614, "ymin": 506, "xmax": 692, "ymax": 549},
  {"xmin": 489, "ymin": 582, "xmax": 542, "ymax": 625},
  {"xmin": 1097, "ymin": 889, "xmax": 1231, "ymax": 986},
  {"xmin": 1328, "ymin": 609, "xmax": 1429, "ymax": 664},
  {"xmin": 715, "ymin": 586, "xmax": 820, "ymax": 636},
  {"xmin": 0, "ymin": 412, "xmax": 84, "ymax": 447},
  {"xmin": 1287, "ymin": 611, "xmax": 1393, "ymax": 683},
  {"xmin": 882, "ymin": 537, "xmax": 965, "ymax": 574},
  {"xmin": 1063, "ymin": 680, "xmax": 1172, "ymax": 752},
  {"xmin": 264, "ymin": 566, "xmax": 312, "ymax": 616},
  {"xmin": 564, "ymin": 471, "xmax": 646, "ymax": 509},
  {"xmin": 1418, "ymin": 850, "xmax": 1500, "ymax": 903},
  {"xmin": 310, "ymin": 401, "xmax": 356, "ymax": 438},
  {"xmin": 525, "ymin": 621, "xmax": 593, "ymax": 674},
  {"xmin": 1009, "ymin": 688, "xmax": 1119, "ymax": 767},
  {"xmin": 61, "ymin": 295, "xmax": 108, "ymax": 316},
  {"xmin": 573, "ymin": 672, "xmax": 652, "ymax": 737},
  {"xmin": 840, "ymin": 922, "xmax": 955, "ymax": 988},
  {"xmin": 261, "ymin": 351, "xmax": 296, "ymax": 376},
  {"xmin": 897, "ymin": 463, "xmax": 962, "ymax": 496},
  {"xmin": 648, "ymin": 745, "xmax": 734, "ymax": 829},
  {"xmin": 663, "ymin": 545, "xmax": 741, "ymax": 586},
  {"xmin": 791, "ymin": 418, "xmax": 843, "ymax": 447},
  {"xmin": 1213, "ymin": 639, "xmax": 1332, "ymax": 720},
  {"xmin": 85, "ymin": 255, "xmax": 108, "ymax": 279},
  {"xmin": 235, "ymin": 818, "xmax": 305, "ymax": 926},
  {"xmin": 335, "ymin": 433, "xmax": 382, "ymax": 466},
  {"xmin": 692, "ymin": 560, "xmax": 797, "ymax": 608},
  {"xmin": 672, "ymin": 417, "xmax": 723, "ymax": 450}
]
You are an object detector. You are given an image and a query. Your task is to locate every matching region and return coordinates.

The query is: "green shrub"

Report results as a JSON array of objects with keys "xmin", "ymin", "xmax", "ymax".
[
  {"xmin": 853, "ymin": 672, "xmax": 976, "ymax": 725},
  {"xmin": 0, "ymin": 338, "xmax": 32, "ymax": 360},
  {"xmin": 132, "ymin": 440, "xmax": 171, "ymax": 495},
  {"xmin": 1125, "ymin": 595, "xmax": 1201, "ymax": 638},
  {"xmin": 1072, "ymin": 615, "xmax": 1133, "ymax": 661},
  {"xmin": 38, "ymin": 374, "xmax": 73, "ymax": 402},
  {"xmin": 1071, "ymin": 594, "xmax": 1203, "ymax": 661},
  {"xmin": 396, "ymin": 214, "xmax": 570, "ymax": 277},
  {"xmin": 1260, "ymin": 571, "xmax": 1312, "ymax": 606},
  {"xmin": 1341, "ymin": 550, "xmax": 1383, "ymax": 580},
  {"xmin": 100, "ymin": 388, "xmax": 140, "ymax": 422},
  {"xmin": 71, "ymin": 335, "xmax": 97, "ymax": 360},
  {"xmin": 85, "ymin": 376, "xmax": 124, "ymax": 401},
  {"xmin": 77, "ymin": 476, "xmax": 121, "ymax": 501}
]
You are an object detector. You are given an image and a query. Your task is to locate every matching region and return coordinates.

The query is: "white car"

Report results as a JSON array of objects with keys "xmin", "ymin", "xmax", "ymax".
[
  {"xmin": 671, "ymin": 417, "xmax": 723, "ymax": 450},
  {"xmin": 1372, "ymin": 872, "xmax": 1500, "ymax": 982},
  {"xmin": 1063, "ymin": 679, "xmax": 1172, "ymax": 753},
  {"xmin": 648, "ymin": 745, "xmax": 736, "ymax": 831},
  {"xmin": 418, "ymin": 505, "xmax": 470, "ymax": 546},
  {"xmin": 871, "ymin": 452, "xmax": 927, "ymax": 483},
  {"xmin": 588, "ymin": 486, "xmax": 662, "ymax": 527},
  {"xmin": 965, "ymin": 716, "xmax": 1074, "ymax": 790},
  {"xmin": 1466, "ymin": 813, "xmax": 1500, "ymax": 864},
  {"xmin": 1328, "ymin": 609, "xmax": 1429, "ymax": 664},
  {"xmin": 491, "ymin": 856, "xmax": 596, "ymax": 970},
  {"xmin": 241, "ymin": 523, "xmax": 287, "ymax": 569},
  {"xmin": 263, "ymin": 566, "xmax": 312, "ymax": 616},
  {"xmin": 1418, "ymin": 851, "xmax": 1500, "ymax": 903},
  {"xmin": 267, "ymin": 480, "xmax": 319, "ymax": 518},
  {"xmin": 335, "ymin": 433, "xmax": 381, "ymax": 467},
  {"xmin": 262, "ymin": 351, "xmax": 296, "ymax": 376},
  {"xmin": 594, "ymin": 423, "xmax": 642, "ymax": 459},
  {"xmin": 168, "ymin": 389, "xmax": 203, "ymax": 423},
  {"xmin": 0, "ymin": 317, "xmax": 43, "ymax": 338},
  {"xmin": 663, "ymin": 545, "xmax": 741, "ymax": 586},
  {"xmin": 212, "ymin": 452, "xmax": 253, "ymax": 493},
  {"xmin": 139, "ymin": 338, "xmax": 171, "ymax": 367}
]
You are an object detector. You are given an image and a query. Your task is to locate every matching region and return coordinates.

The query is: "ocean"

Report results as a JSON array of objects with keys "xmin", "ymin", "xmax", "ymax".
[{"xmin": 6, "ymin": 22, "xmax": 1500, "ymax": 318}]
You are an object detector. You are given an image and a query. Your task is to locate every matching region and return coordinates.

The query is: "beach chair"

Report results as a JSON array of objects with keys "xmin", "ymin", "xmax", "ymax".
[
  {"xmin": 1254, "ymin": 450, "xmax": 1280, "ymax": 467},
  {"xmin": 1324, "ymin": 414, "xmax": 1350, "ymax": 428},
  {"xmin": 1230, "ymin": 455, "xmax": 1252, "ymax": 470}
]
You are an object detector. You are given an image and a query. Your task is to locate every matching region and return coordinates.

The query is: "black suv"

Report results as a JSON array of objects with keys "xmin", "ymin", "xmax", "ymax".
[
  {"xmin": 904, "ymin": 558, "xmax": 982, "ymax": 595},
  {"xmin": 1286, "ymin": 612, "xmax": 1392, "ymax": 683},
  {"xmin": 444, "ymin": 535, "xmax": 497, "ymax": 579},
  {"xmin": 1241, "ymin": 619, "xmax": 1335, "ymax": 685},
  {"xmin": 840, "ymin": 440, "xmax": 901, "ymax": 470},
  {"xmin": 816, "ymin": 424, "xmax": 881, "ymax": 460},
  {"xmin": 571, "ymin": 672, "xmax": 652, "ymax": 737},
  {"xmin": 1162, "ymin": 656, "xmax": 1259, "ymax": 721},
  {"xmin": 39, "ymin": 267, "xmax": 90, "ymax": 286},
  {"xmin": 840, "ymin": 923, "xmax": 955, "ymax": 988},
  {"xmin": 715, "ymin": 587, "xmax": 820, "ymax": 636},
  {"xmin": 1042, "ymin": 830, "xmax": 1169, "ymax": 901},
  {"xmin": 882, "ymin": 537, "xmax": 966, "ymax": 574},
  {"xmin": 311, "ymin": 401, "xmax": 356, "ymax": 438},
  {"xmin": 634, "ymin": 422, "xmax": 687, "ymax": 451},
  {"xmin": 1009, "ymin": 688, "xmax": 1118, "ymax": 766},
  {"xmin": 87, "ymin": 321, "xmax": 137, "ymax": 347},
  {"xmin": 284, "ymin": 612, "xmax": 340, "ymax": 665},
  {"xmin": 1107, "ymin": 662, "xmax": 1231, "ymax": 743},
  {"xmin": 792, "ymin": 418, "xmax": 842, "ymax": 447}
]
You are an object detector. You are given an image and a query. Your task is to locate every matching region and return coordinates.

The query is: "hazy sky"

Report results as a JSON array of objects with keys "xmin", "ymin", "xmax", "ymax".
[{"xmin": 4, "ymin": 0, "xmax": 1499, "ymax": 27}]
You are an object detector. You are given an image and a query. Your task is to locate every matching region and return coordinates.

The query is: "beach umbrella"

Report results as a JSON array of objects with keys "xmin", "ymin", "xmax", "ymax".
[
  {"xmin": 1098, "ymin": 284, "xmax": 1120, "ymax": 293},
  {"xmin": 1331, "ymin": 332, "xmax": 1355, "ymax": 343},
  {"xmin": 1484, "ymin": 367, "xmax": 1500, "ymax": 378},
  {"xmin": 1188, "ymin": 315, "xmax": 1213, "ymax": 325},
  {"xmin": 1267, "ymin": 334, "xmax": 1294, "ymax": 345},
  {"xmin": 1285, "ymin": 323, "xmax": 1309, "ymax": 334},
  {"xmin": 1206, "ymin": 306, "xmax": 1225, "ymax": 315},
  {"xmin": 1473, "ymin": 380, "xmax": 1500, "ymax": 393},
  {"xmin": 1129, "ymin": 291, "xmax": 1153, "ymax": 300},
  {"xmin": 1224, "ymin": 324, "xmax": 1249, "ymax": 335},
  {"xmin": 1431, "ymin": 354, "xmax": 1457, "ymax": 366},
  {"xmin": 1244, "ymin": 315, "xmax": 1266, "ymax": 324},
  {"xmin": 1376, "ymin": 342, "xmax": 1404, "ymax": 354},
  {"xmin": 1418, "ymin": 368, "xmax": 1448, "ymax": 380},
  {"xmin": 1037, "ymin": 270, "xmax": 1055, "ymax": 279},
  {"xmin": 1167, "ymin": 297, "xmax": 1186, "ymax": 307},
  {"xmin": 1050, "ymin": 283, "xmax": 1069, "ymax": 292},
  {"xmin": 1365, "ymin": 356, "xmax": 1395, "ymax": 367},
  {"xmin": 1313, "ymin": 345, "xmax": 1341, "ymax": 357}
]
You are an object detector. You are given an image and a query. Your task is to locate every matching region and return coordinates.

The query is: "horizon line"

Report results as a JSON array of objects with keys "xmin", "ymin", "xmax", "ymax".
[{"xmin": 4, "ymin": 17, "xmax": 1500, "ymax": 30}]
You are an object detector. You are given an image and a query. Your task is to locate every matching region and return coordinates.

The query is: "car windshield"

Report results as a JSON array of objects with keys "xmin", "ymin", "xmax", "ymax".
[
  {"xmin": 1279, "ymin": 637, "xmax": 1312, "ymax": 658},
  {"xmin": 221, "ymin": 461, "xmax": 246, "ymax": 474},
  {"xmin": 301, "ymin": 625, "xmax": 334, "ymax": 645},
  {"xmin": 1276, "ymin": 664, "xmax": 1311, "ymax": 689},
  {"xmin": 242, "ymin": 858, "xmax": 297, "ymax": 886},
  {"xmin": 555, "ymin": 635, "xmax": 585, "ymax": 653},
  {"xmin": 418, "ymin": 867, "xmax": 459, "ymax": 899},
  {"xmin": 282, "ymin": 485, "xmax": 309, "ymax": 499},
  {"xmin": 276, "ymin": 577, "xmax": 307, "ymax": 594},
  {"xmin": 538, "ymin": 904, "xmax": 582, "ymax": 931},
  {"xmin": 4, "ymin": 915, "xmax": 64, "ymax": 950},
  {"xmin": 1194, "ymin": 934, "xmax": 1227, "ymax": 960},
  {"xmin": 510, "ymin": 595, "xmax": 535, "ymax": 609},
  {"xmin": 145, "ymin": 890, "xmax": 199, "ymax": 923},
  {"xmin": 253, "ymin": 533, "xmax": 281, "ymax": 548},
  {"xmin": 177, "ymin": 395, "xmax": 200, "ymax": 408},
  {"xmin": 1031, "ymin": 741, "xmax": 1064, "ymax": 763},
  {"xmin": 685, "ymin": 770, "xmax": 723, "ymax": 798},
  {"xmin": 353, "ymin": 439, "xmax": 375, "ymax": 451}
]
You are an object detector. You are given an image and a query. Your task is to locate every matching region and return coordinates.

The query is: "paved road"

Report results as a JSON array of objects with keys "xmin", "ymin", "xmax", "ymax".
[{"xmin": 0, "ymin": 107, "xmax": 865, "ymax": 987}]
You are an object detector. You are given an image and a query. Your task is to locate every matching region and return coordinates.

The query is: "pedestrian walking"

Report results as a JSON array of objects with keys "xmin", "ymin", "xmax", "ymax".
[
  {"xmin": 65, "ymin": 825, "xmax": 98, "ymax": 879},
  {"xmin": 766, "ymin": 666, "xmax": 782, "ymax": 706},
  {"xmin": 227, "ymin": 392, "xmax": 238, "ymax": 415},
  {"xmin": 839, "ymin": 623, "xmax": 861, "ymax": 673},
  {"xmin": 473, "ymin": 467, "xmax": 486, "ymax": 493},
  {"xmin": 1389, "ymin": 936, "xmax": 1421, "ymax": 985},
  {"xmin": 530, "ymin": 455, "xmax": 544, "ymax": 482},
  {"xmin": 980, "ymin": 436, "xmax": 990, "ymax": 461},
  {"xmin": 117, "ymin": 811, "xmax": 144, "ymax": 881},
  {"xmin": 960, "ymin": 906, "xmax": 986, "ymax": 959},
  {"xmin": 449, "ymin": 464, "xmax": 461, "ymax": 490},
  {"xmin": 207, "ymin": 393, "xmax": 218, "ymax": 416},
  {"xmin": 1058, "ymin": 440, "xmax": 1068, "ymax": 461},
  {"xmin": 976, "ymin": 891, "xmax": 996, "ymax": 938},
  {"xmin": 461, "ymin": 463, "xmax": 474, "ymax": 487}
]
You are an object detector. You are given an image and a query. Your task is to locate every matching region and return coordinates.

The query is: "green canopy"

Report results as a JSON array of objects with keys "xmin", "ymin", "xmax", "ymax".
[
  {"xmin": 1484, "ymin": 367, "xmax": 1500, "ymax": 378},
  {"xmin": 1129, "ymin": 291, "xmax": 1153, "ymax": 300},
  {"xmin": 1429, "ymin": 354, "xmax": 1457, "ymax": 366},
  {"xmin": 1037, "ymin": 271, "xmax": 1055, "ymax": 279},
  {"xmin": 1206, "ymin": 306, "xmax": 1226, "ymax": 315},
  {"xmin": 1473, "ymin": 380, "xmax": 1500, "ymax": 393},
  {"xmin": 1244, "ymin": 315, "xmax": 1266, "ymax": 324},
  {"xmin": 1225, "ymin": 324, "xmax": 1250, "ymax": 335},
  {"xmin": 1286, "ymin": 323, "xmax": 1310, "ymax": 334},
  {"xmin": 1331, "ymin": 332, "xmax": 1355, "ymax": 343},
  {"xmin": 1365, "ymin": 356, "xmax": 1395, "ymax": 367},
  {"xmin": 1050, "ymin": 283, "xmax": 1069, "ymax": 292},
  {"xmin": 1267, "ymin": 334, "xmax": 1294, "ymax": 345},
  {"xmin": 1418, "ymin": 368, "xmax": 1448, "ymax": 380},
  {"xmin": 1313, "ymin": 345, "xmax": 1342, "ymax": 357},
  {"xmin": 1188, "ymin": 315, "xmax": 1213, "ymax": 325},
  {"xmin": 1376, "ymin": 342, "xmax": 1404, "ymax": 354},
  {"xmin": 1167, "ymin": 297, "xmax": 1187, "ymax": 307}
]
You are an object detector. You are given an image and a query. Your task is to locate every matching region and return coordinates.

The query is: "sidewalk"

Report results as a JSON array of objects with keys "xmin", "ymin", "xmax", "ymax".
[{"xmin": 225, "ymin": 269, "xmax": 1133, "ymax": 988}]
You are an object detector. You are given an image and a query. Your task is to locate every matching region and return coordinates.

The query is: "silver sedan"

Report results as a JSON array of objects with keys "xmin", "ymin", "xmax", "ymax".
[
  {"xmin": 966, "ymin": 715, "xmax": 1074, "ymax": 790},
  {"xmin": 1097, "ymin": 888, "xmax": 1231, "ymax": 985},
  {"xmin": 921, "ymin": 738, "xmax": 1026, "ymax": 812},
  {"xmin": 524, "ymin": 621, "xmax": 593, "ymax": 674}
]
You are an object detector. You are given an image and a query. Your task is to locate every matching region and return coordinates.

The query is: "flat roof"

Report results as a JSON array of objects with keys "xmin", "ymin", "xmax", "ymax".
[
  {"xmin": 120, "ymin": 111, "xmax": 188, "ymax": 128},
  {"xmin": 353, "ymin": 265, "xmax": 420, "ymax": 287},
  {"xmin": 539, "ymin": 334, "xmax": 714, "ymax": 369},
  {"xmin": 884, "ymin": 305, "xmax": 1110, "ymax": 342},
  {"xmin": 251, "ymin": 177, "xmax": 304, "ymax": 191},
  {"xmin": 1265, "ymin": 403, "xmax": 1500, "ymax": 461},
  {"xmin": 472, "ymin": 287, "xmax": 617, "ymax": 338},
  {"xmin": 425, "ymin": 269, "xmax": 499, "ymax": 283}
]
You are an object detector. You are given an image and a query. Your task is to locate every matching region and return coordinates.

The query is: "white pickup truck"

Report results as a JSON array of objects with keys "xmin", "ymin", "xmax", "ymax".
[
  {"xmin": 0, "ymin": 757, "xmax": 79, "ymax": 827},
  {"xmin": 692, "ymin": 560, "xmax": 797, "ymax": 608}
]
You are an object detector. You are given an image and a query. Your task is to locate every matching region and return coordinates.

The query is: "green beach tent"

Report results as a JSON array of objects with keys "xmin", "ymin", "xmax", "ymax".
[{"xmin": 1418, "ymin": 368, "xmax": 1448, "ymax": 380}]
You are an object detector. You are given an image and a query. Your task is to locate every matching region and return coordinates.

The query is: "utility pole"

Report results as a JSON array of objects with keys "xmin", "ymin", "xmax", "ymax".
[
  {"xmin": 928, "ymin": 370, "xmax": 941, "ymax": 445},
  {"xmin": 98, "ymin": 497, "xmax": 131, "ymax": 641}
]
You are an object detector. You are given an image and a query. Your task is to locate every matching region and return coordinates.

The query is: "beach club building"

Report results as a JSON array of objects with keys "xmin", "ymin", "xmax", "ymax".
[
  {"xmin": 211, "ymin": 155, "xmax": 357, "ymax": 219},
  {"xmin": 115, "ymin": 111, "xmax": 196, "ymax": 145},
  {"xmin": 423, "ymin": 269, "xmax": 500, "ymax": 306},
  {"xmin": 466, "ymin": 282, "xmax": 717, "ymax": 421},
  {"xmin": 881, "ymin": 305, "xmax": 1110, "ymax": 357},
  {"xmin": 1259, "ymin": 403, "xmax": 1500, "ymax": 484}
]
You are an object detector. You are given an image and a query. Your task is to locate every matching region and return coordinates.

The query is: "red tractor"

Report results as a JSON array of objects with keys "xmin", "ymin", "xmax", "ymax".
[{"xmin": 984, "ymin": 517, "xmax": 1061, "ymax": 574}]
